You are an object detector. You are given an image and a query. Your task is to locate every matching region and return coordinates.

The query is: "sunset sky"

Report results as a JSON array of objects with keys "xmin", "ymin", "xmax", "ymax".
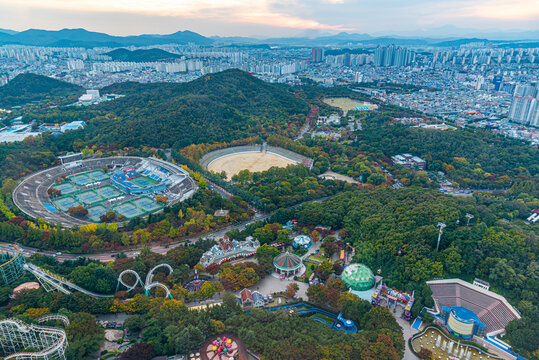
[{"xmin": 0, "ymin": 0, "xmax": 538, "ymax": 37}]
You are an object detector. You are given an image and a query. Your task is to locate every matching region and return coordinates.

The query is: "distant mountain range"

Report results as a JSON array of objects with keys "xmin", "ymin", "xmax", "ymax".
[
  {"xmin": 0, "ymin": 28, "xmax": 537, "ymax": 48},
  {"xmin": 0, "ymin": 28, "xmax": 213, "ymax": 47}
]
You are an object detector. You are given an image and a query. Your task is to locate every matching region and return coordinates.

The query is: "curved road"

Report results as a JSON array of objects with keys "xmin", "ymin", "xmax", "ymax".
[{"xmin": 15, "ymin": 196, "xmax": 333, "ymax": 263}]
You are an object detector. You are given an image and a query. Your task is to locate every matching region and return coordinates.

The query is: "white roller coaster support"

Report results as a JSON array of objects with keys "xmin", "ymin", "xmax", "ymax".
[
  {"xmin": 0, "ymin": 317, "xmax": 67, "ymax": 360},
  {"xmin": 25, "ymin": 264, "xmax": 113, "ymax": 298}
]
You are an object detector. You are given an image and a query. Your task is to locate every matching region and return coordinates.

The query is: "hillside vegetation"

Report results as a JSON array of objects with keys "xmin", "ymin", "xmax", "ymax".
[
  {"xmin": 0, "ymin": 73, "xmax": 83, "ymax": 107},
  {"xmin": 53, "ymin": 69, "xmax": 309, "ymax": 148},
  {"xmin": 104, "ymin": 48, "xmax": 181, "ymax": 62}
]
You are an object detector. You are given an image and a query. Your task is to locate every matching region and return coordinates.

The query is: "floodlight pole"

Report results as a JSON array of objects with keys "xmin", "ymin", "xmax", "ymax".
[
  {"xmin": 436, "ymin": 222, "xmax": 446, "ymax": 251},
  {"xmin": 465, "ymin": 213, "xmax": 474, "ymax": 226}
]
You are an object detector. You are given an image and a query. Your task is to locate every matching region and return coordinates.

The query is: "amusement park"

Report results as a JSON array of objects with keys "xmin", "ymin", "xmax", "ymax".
[{"xmin": 1, "ymin": 187, "xmax": 533, "ymax": 360}]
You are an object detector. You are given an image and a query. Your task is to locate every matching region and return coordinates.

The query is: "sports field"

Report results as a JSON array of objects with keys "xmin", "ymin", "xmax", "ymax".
[
  {"xmin": 53, "ymin": 183, "xmax": 79, "ymax": 195},
  {"xmin": 322, "ymin": 97, "xmax": 377, "ymax": 116},
  {"xmin": 77, "ymin": 190, "xmax": 102, "ymax": 205},
  {"xmin": 87, "ymin": 205, "xmax": 107, "ymax": 222},
  {"xmin": 52, "ymin": 197, "xmax": 80, "ymax": 212},
  {"xmin": 208, "ymin": 152, "xmax": 296, "ymax": 180}
]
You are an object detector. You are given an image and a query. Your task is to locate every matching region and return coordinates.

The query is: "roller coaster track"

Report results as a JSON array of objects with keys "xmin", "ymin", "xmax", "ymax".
[
  {"xmin": 0, "ymin": 316, "xmax": 68, "ymax": 360},
  {"xmin": 24, "ymin": 262, "xmax": 173, "ymax": 300},
  {"xmin": 144, "ymin": 264, "xmax": 173, "ymax": 298},
  {"xmin": 24, "ymin": 264, "xmax": 114, "ymax": 298},
  {"xmin": 117, "ymin": 269, "xmax": 144, "ymax": 292}
]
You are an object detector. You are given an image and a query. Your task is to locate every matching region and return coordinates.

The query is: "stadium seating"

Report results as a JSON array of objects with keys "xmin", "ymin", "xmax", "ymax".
[{"xmin": 429, "ymin": 280, "xmax": 519, "ymax": 335}]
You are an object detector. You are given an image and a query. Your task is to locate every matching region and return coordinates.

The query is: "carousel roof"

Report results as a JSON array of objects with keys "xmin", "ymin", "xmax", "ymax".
[{"xmin": 273, "ymin": 251, "xmax": 302, "ymax": 270}]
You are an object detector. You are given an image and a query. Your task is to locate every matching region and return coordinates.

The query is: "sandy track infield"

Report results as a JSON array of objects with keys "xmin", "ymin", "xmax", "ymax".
[{"xmin": 208, "ymin": 152, "xmax": 296, "ymax": 179}]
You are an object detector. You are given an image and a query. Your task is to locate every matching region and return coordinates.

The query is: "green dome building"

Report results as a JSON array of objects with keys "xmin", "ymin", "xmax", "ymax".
[{"xmin": 341, "ymin": 263, "xmax": 375, "ymax": 291}]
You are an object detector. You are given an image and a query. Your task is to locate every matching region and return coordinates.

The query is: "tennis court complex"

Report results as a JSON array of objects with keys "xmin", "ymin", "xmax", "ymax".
[
  {"xmin": 77, "ymin": 190, "xmax": 102, "ymax": 205},
  {"xmin": 133, "ymin": 196, "xmax": 163, "ymax": 212},
  {"xmin": 52, "ymin": 197, "xmax": 81, "ymax": 212},
  {"xmin": 53, "ymin": 183, "xmax": 79, "ymax": 195},
  {"xmin": 113, "ymin": 202, "xmax": 145, "ymax": 219},
  {"xmin": 87, "ymin": 205, "xmax": 107, "ymax": 222},
  {"xmin": 95, "ymin": 185, "xmax": 122, "ymax": 200}
]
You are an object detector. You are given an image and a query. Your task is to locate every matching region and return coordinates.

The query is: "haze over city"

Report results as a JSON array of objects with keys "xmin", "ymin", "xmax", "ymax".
[{"xmin": 1, "ymin": 0, "xmax": 538, "ymax": 37}]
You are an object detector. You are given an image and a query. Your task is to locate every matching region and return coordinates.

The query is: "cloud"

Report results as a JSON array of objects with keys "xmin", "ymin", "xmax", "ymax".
[
  {"xmin": 2, "ymin": 0, "xmax": 351, "ymax": 32},
  {"xmin": 0, "ymin": 0, "xmax": 537, "ymax": 36}
]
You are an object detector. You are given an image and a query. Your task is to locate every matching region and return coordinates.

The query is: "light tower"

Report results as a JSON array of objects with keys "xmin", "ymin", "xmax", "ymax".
[
  {"xmin": 465, "ymin": 213, "xmax": 474, "ymax": 226},
  {"xmin": 436, "ymin": 222, "xmax": 446, "ymax": 251}
]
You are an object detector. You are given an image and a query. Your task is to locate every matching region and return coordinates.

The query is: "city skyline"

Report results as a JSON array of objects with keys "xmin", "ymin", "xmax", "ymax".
[{"xmin": 0, "ymin": 0, "xmax": 538, "ymax": 38}]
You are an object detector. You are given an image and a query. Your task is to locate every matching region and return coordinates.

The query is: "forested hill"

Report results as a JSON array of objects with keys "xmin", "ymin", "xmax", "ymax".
[
  {"xmin": 104, "ymin": 48, "xmax": 181, "ymax": 62},
  {"xmin": 64, "ymin": 69, "xmax": 309, "ymax": 148},
  {"xmin": 0, "ymin": 73, "xmax": 83, "ymax": 107}
]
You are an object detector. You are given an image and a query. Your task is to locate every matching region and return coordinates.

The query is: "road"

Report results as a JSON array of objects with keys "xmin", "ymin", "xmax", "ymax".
[{"xmin": 16, "ymin": 196, "xmax": 332, "ymax": 263}]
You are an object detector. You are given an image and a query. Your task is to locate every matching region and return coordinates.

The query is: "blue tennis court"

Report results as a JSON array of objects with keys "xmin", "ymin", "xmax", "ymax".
[{"xmin": 42, "ymin": 202, "xmax": 59, "ymax": 213}]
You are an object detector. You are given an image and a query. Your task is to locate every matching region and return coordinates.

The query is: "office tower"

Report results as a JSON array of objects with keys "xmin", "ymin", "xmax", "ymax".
[{"xmin": 312, "ymin": 48, "xmax": 324, "ymax": 63}]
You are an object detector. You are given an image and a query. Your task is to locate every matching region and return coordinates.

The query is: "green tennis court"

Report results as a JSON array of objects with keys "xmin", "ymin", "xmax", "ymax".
[
  {"xmin": 129, "ymin": 177, "xmax": 154, "ymax": 187},
  {"xmin": 114, "ymin": 202, "xmax": 144, "ymax": 219},
  {"xmin": 88, "ymin": 170, "xmax": 109, "ymax": 182},
  {"xmin": 95, "ymin": 186, "xmax": 122, "ymax": 199},
  {"xmin": 53, "ymin": 183, "xmax": 79, "ymax": 195},
  {"xmin": 77, "ymin": 190, "xmax": 102, "ymax": 205},
  {"xmin": 52, "ymin": 197, "xmax": 81, "ymax": 212},
  {"xmin": 87, "ymin": 205, "xmax": 107, "ymax": 222},
  {"xmin": 133, "ymin": 196, "xmax": 163, "ymax": 212},
  {"xmin": 69, "ymin": 173, "xmax": 93, "ymax": 186}
]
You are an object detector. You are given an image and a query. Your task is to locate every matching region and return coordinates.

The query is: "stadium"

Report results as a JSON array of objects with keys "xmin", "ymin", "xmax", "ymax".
[
  {"xmin": 200, "ymin": 143, "xmax": 314, "ymax": 180},
  {"xmin": 13, "ymin": 156, "xmax": 197, "ymax": 227},
  {"xmin": 427, "ymin": 278, "xmax": 521, "ymax": 337}
]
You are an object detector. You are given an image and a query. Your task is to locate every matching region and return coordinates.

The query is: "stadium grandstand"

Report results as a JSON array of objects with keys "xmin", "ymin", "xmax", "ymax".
[
  {"xmin": 427, "ymin": 278, "xmax": 521, "ymax": 337},
  {"xmin": 12, "ymin": 156, "xmax": 197, "ymax": 227}
]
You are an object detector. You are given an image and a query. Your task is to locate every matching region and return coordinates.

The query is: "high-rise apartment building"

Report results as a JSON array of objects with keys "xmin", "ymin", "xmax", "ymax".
[
  {"xmin": 311, "ymin": 48, "xmax": 324, "ymax": 63},
  {"xmin": 508, "ymin": 84, "xmax": 539, "ymax": 126},
  {"xmin": 374, "ymin": 45, "xmax": 414, "ymax": 67}
]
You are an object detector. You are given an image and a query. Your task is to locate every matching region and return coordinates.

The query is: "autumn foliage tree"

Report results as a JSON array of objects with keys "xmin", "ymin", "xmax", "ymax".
[{"xmin": 68, "ymin": 205, "xmax": 88, "ymax": 218}]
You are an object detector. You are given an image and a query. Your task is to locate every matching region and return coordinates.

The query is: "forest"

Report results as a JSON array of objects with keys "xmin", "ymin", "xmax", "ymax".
[
  {"xmin": 268, "ymin": 187, "xmax": 538, "ymax": 359},
  {"xmin": 0, "ymin": 73, "xmax": 83, "ymax": 107},
  {"xmin": 0, "ymin": 70, "xmax": 537, "ymax": 359}
]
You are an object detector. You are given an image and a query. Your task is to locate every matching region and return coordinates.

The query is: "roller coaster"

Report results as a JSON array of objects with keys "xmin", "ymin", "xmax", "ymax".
[
  {"xmin": 1, "ymin": 243, "xmax": 173, "ymax": 299},
  {"xmin": 0, "ymin": 314, "xmax": 69, "ymax": 360},
  {"xmin": 0, "ymin": 244, "xmax": 26, "ymax": 285}
]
